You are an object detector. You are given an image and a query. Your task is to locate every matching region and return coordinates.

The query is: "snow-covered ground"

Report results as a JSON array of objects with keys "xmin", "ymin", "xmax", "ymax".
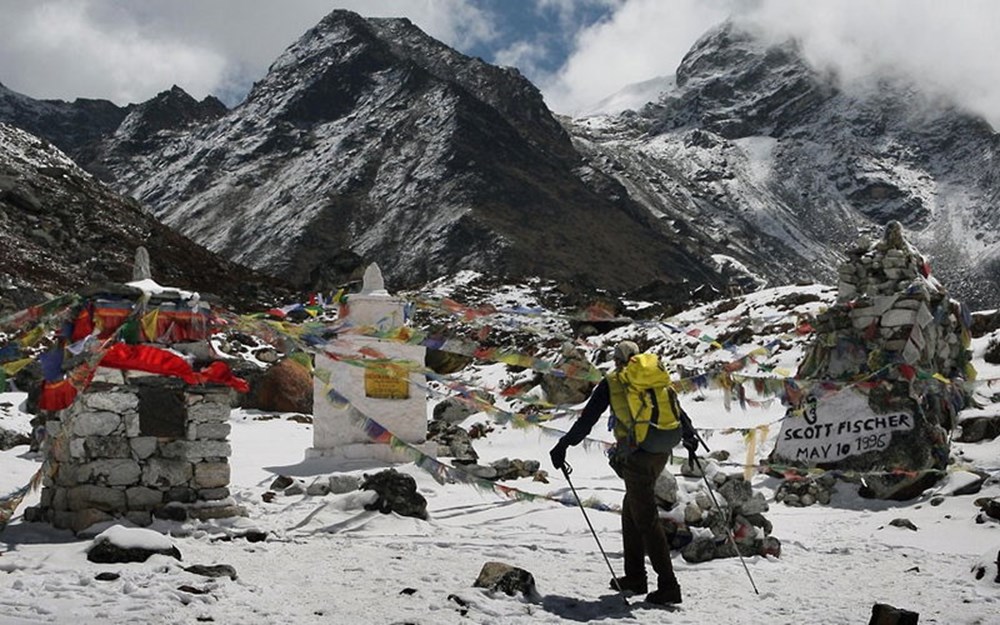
[{"xmin": 1, "ymin": 284, "xmax": 999, "ymax": 624}]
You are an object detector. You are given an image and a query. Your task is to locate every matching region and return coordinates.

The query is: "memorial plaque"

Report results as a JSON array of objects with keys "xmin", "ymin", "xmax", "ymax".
[
  {"xmin": 774, "ymin": 388, "xmax": 914, "ymax": 465},
  {"xmin": 364, "ymin": 367, "xmax": 409, "ymax": 399},
  {"xmin": 136, "ymin": 380, "xmax": 187, "ymax": 438}
]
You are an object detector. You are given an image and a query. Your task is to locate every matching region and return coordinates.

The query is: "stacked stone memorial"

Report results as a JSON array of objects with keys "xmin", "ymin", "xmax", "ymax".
[
  {"xmin": 26, "ymin": 380, "xmax": 240, "ymax": 533},
  {"xmin": 772, "ymin": 221, "xmax": 973, "ymax": 500},
  {"xmin": 309, "ymin": 263, "xmax": 435, "ymax": 464},
  {"xmin": 24, "ymin": 249, "xmax": 245, "ymax": 533}
]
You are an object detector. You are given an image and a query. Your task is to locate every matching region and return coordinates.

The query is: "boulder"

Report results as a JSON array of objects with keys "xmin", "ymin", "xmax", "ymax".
[
  {"xmin": 432, "ymin": 396, "xmax": 482, "ymax": 425},
  {"xmin": 957, "ymin": 416, "xmax": 1000, "ymax": 443},
  {"xmin": 251, "ymin": 358, "xmax": 313, "ymax": 414},
  {"xmin": 328, "ymin": 474, "xmax": 362, "ymax": 494},
  {"xmin": 0, "ymin": 426, "xmax": 30, "ymax": 451},
  {"xmin": 427, "ymin": 419, "xmax": 478, "ymax": 464},
  {"xmin": 360, "ymin": 469, "xmax": 428, "ymax": 520},
  {"xmin": 489, "ymin": 457, "xmax": 540, "ymax": 481},
  {"xmin": 869, "ymin": 603, "xmax": 919, "ymax": 625},
  {"xmin": 473, "ymin": 561, "xmax": 538, "ymax": 598},
  {"xmin": 87, "ymin": 527, "xmax": 181, "ymax": 563},
  {"xmin": 971, "ymin": 548, "xmax": 1000, "ymax": 584},
  {"xmin": 425, "ymin": 349, "xmax": 473, "ymax": 375},
  {"xmin": 653, "ymin": 468, "xmax": 679, "ymax": 508},
  {"xmin": 185, "ymin": 564, "xmax": 237, "ymax": 580},
  {"xmin": 974, "ymin": 497, "xmax": 1000, "ymax": 523}
]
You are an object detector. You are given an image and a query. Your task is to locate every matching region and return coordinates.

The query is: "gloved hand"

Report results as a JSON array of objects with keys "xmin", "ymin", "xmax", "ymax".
[
  {"xmin": 682, "ymin": 433, "xmax": 699, "ymax": 455},
  {"xmin": 550, "ymin": 440, "xmax": 569, "ymax": 471}
]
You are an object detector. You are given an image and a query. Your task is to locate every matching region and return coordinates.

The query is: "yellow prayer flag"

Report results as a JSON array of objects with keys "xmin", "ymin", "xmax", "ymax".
[
  {"xmin": 965, "ymin": 362, "xmax": 977, "ymax": 381},
  {"xmin": 19, "ymin": 326, "xmax": 45, "ymax": 347},
  {"xmin": 1, "ymin": 357, "xmax": 35, "ymax": 376},
  {"xmin": 743, "ymin": 428, "xmax": 757, "ymax": 481},
  {"xmin": 141, "ymin": 310, "xmax": 159, "ymax": 342}
]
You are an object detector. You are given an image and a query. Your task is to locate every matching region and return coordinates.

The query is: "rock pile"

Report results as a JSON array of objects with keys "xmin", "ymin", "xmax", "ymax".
[
  {"xmin": 776, "ymin": 221, "xmax": 972, "ymax": 500},
  {"xmin": 824, "ymin": 221, "xmax": 973, "ymax": 382},
  {"xmin": 427, "ymin": 418, "xmax": 478, "ymax": 464},
  {"xmin": 540, "ymin": 342, "xmax": 598, "ymax": 406},
  {"xmin": 774, "ymin": 475, "xmax": 837, "ymax": 507},
  {"xmin": 655, "ymin": 460, "xmax": 781, "ymax": 562}
]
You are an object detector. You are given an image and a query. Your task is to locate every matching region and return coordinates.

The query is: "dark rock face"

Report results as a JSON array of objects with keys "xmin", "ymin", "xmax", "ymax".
[
  {"xmin": 666, "ymin": 22, "xmax": 832, "ymax": 138},
  {"xmin": 0, "ymin": 83, "xmax": 128, "ymax": 160},
  {"xmin": 84, "ymin": 86, "xmax": 226, "ymax": 179}
]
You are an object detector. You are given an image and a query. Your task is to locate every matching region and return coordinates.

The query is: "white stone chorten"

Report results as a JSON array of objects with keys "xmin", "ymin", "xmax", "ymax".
[{"xmin": 307, "ymin": 263, "xmax": 432, "ymax": 463}]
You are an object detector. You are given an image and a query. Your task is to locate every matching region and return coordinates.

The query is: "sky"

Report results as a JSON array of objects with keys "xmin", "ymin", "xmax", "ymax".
[
  {"xmin": 3, "ymin": 0, "xmax": 1000, "ymax": 123},
  {"xmin": 1, "ymin": 279, "xmax": 999, "ymax": 623}
]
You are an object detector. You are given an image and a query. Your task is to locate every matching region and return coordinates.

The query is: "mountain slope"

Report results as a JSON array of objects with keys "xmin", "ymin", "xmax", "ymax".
[
  {"xmin": 87, "ymin": 10, "xmax": 723, "ymax": 296},
  {"xmin": 0, "ymin": 82, "xmax": 127, "ymax": 162},
  {"xmin": 0, "ymin": 122, "xmax": 289, "ymax": 313},
  {"xmin": 568, "ymin": 21, "xmax": 1000, "ymax": 308}
]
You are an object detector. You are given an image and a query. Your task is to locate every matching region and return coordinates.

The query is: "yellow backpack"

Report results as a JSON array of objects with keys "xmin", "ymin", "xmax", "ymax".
[{"xmin": 613, "ymin": 353, "xmax": 681, "ymax": 447}]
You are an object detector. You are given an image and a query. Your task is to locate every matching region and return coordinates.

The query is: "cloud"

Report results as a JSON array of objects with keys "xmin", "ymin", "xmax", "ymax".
[
  {"xmin": 539, "ymin": 0, "xmax": 1000, "ymax": 127},
  {"xmin": 0, "ymin": 0, "xmax": 495, "ymax": 106},
  {"xmin": 536, "ymin": 0, "xmax": 731, "ymax": 114},
  {"xmin": 737, "ymin": 0, "xmax": 1000, "ymax": 128},
  {"xmin": 0, "ymin": 1, "xmax": 227, "ymax": 104},
  {"xmin": 492, "ymin": 0, "xmax": 620, "ymax": 80}
]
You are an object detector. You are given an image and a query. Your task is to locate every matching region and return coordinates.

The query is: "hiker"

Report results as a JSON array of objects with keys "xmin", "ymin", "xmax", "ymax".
[{"xmin": 549, "ymin": 340, "xmax": 698, "ymax": 605}]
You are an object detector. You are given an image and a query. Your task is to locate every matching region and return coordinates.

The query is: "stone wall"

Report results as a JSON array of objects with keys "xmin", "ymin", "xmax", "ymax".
[{"xmin": 26, "ymin": 376, "xmax": 244, "ymax": 533}]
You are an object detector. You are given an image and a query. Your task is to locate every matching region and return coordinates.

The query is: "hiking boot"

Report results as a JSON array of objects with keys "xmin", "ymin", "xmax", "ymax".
[
  {"xmin": 609, "ymin": 576, "xmax": 647, "ymax": 594},
  {"xmin": 645, "ymin": 584, "xmax": 682, "ymax": 605}
]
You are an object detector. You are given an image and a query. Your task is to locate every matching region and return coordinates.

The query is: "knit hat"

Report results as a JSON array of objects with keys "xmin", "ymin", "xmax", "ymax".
[{"xmin": 613, "ymin": 340, "xmax": 639, "ymax": 366}]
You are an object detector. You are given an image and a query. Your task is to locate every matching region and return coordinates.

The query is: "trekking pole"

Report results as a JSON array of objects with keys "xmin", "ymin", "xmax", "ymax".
[
  {"xmin": 688, "ymin": 450, "xmax": 760, "ymax": 595},
  {"xmin": 561, "ymin": 461, "xmax": 630, "ymax": 606}
]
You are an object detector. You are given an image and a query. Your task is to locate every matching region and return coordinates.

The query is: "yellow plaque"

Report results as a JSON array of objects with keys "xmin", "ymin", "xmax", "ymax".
[{"xmin": 364, "ymin": 367, "xmax": 410, "ymax": 399}]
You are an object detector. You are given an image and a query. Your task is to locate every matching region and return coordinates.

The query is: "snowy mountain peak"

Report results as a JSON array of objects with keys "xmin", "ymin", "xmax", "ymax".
[
  {"xmin": 569, "ymin": 20, "xmax": 1000, "ymax": 308},
  {"xmin": 658, "ymin": 20, "xmax": 830, "ymax": 139},
  {"xmin": 72, "ymin": 9, "xmax": 723, "ymax": 297}
]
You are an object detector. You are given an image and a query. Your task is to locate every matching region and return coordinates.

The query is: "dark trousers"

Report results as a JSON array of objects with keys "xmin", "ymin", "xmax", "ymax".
[{"xmin": 620, "ymin": 450, "xmax": 678, "ymax": 590}]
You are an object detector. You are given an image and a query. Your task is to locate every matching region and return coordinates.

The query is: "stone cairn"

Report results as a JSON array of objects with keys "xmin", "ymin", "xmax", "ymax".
[
  {"xmin": 777, "ymin": 221, "xmax": 972, "ymax": 500},
  {"xmin": 655, "ymin": 458, "xmax": 781, "ymax": 562},
  {"xmin": 25, "ymin": 375, "xmax": 245, "ymax": 533},
  {"xmin": 25, "ymin": 377, "xmax": 242, "ymax": 534}
]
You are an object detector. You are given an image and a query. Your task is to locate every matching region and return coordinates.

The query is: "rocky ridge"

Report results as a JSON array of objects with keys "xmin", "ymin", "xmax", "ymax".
[{"xmin": 0, "ymin": 122, "xmax": 289, "ymax": 313}]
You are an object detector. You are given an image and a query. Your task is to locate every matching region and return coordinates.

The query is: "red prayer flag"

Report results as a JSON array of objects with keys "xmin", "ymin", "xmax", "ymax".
[
  {"xmin": 898, "ymin": 364, "xmax": 916, "ymax": 380},
  {"xmin": 38, "ymin": 379, "xmax": 78, "ymax": 411}
]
